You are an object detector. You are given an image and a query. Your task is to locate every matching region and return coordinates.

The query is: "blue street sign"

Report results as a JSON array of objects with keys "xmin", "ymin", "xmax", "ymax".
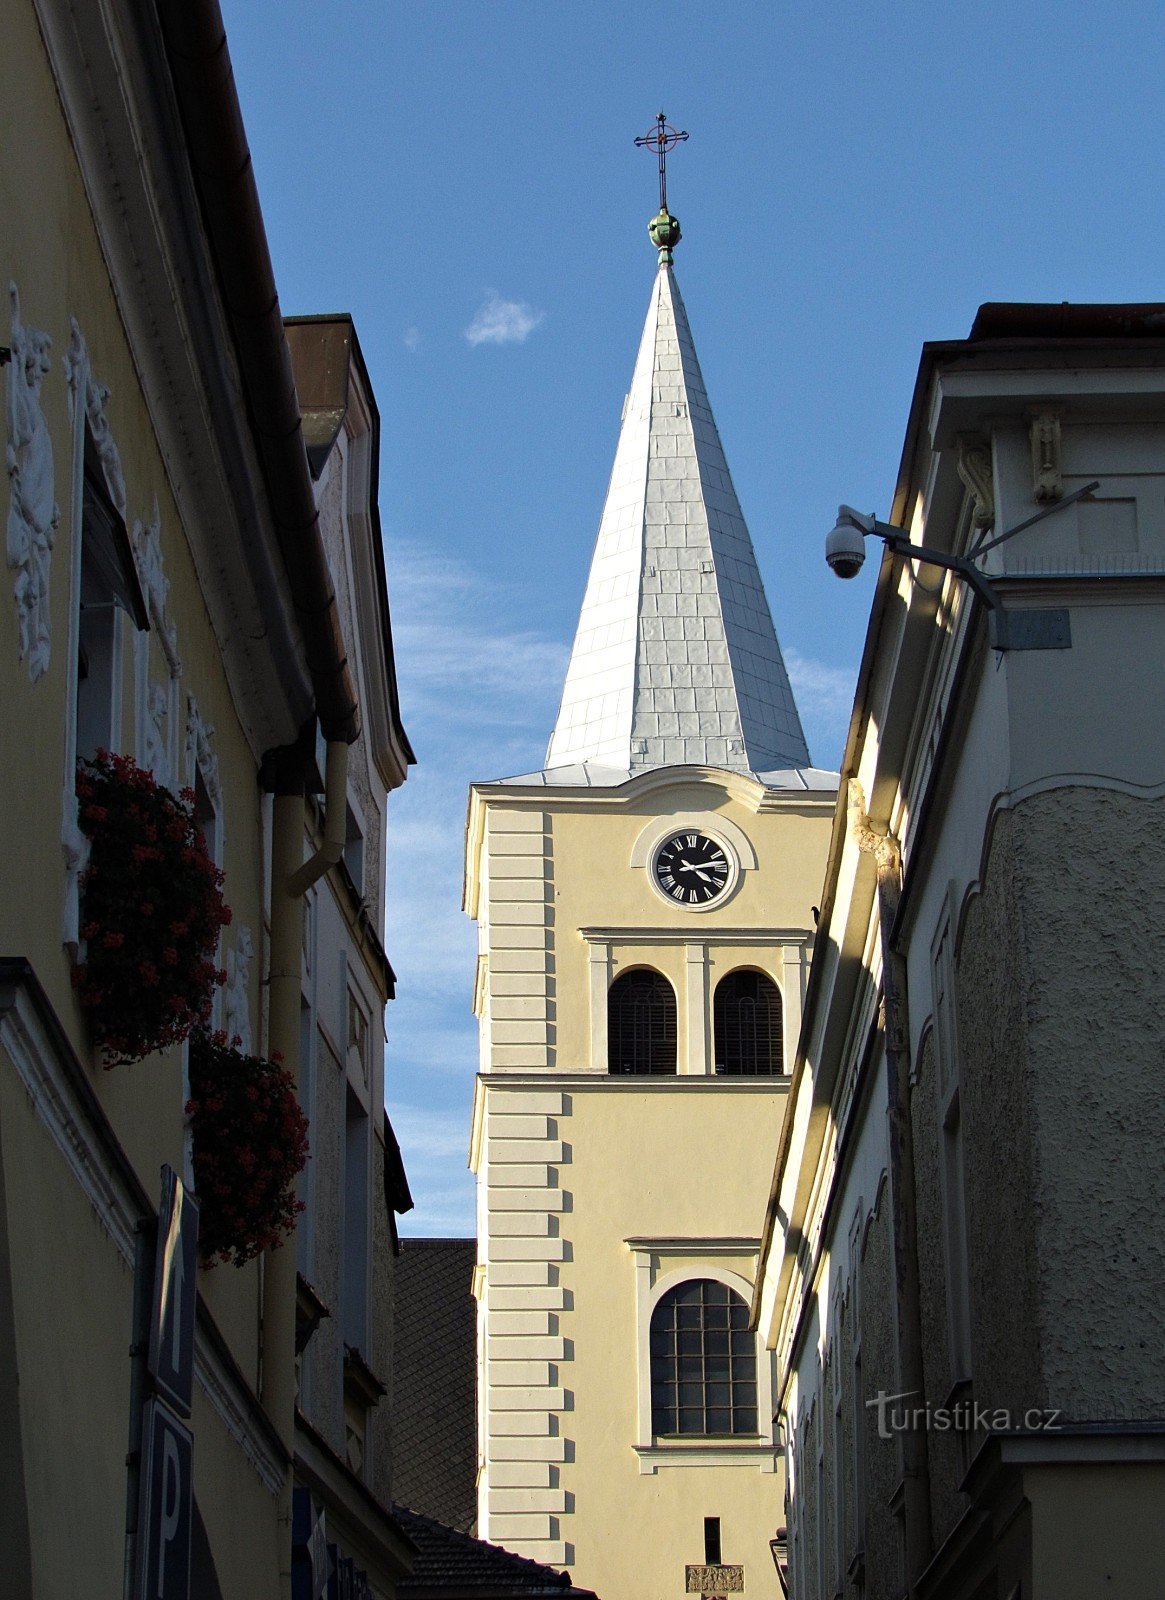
[
  {"xmin": 137, "ymin": 1398, "xmax": 193, "ymax": 1600},
  {"xmin": 147, "ymin": 1165, "xmax": 199, "ymax": 1416},
  {"xmin": 326, "ymin": 1550, "xmax": 372, "ymax": 1600},
  {"xmin": 292, "ymin": 1488, "xmax": 330, "ymax": 1600}
]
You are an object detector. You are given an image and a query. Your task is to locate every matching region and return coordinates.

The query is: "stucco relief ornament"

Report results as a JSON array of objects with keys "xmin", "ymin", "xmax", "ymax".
[
  {"xmin": 62, "ymin": 321, "xmax": 126, "ymax": 951},
  {"xmin": 185, "ymin": 695, "xmax": 222, "ymax": 817},
  {"xmin": 222, "ymin": 925, "xmax": 254, "ymax": 1056},
  {"xmin": 133, "ymin": 505, "xmax": 180, "ymax": 670},
  {"xmin": 6, "ymin": 283, "xmax": 59, "ymax": 680},
  {"xmin": 83, "ymin": 382, "xmax": 126, "ymax": 521},
  {"xmin": 955, "ymin": 434, "xmax": 995, "ymax": 531},
  {"xmin": 144, "ymin": 681, "xmax": 170, "ymax": 787},
  {"xmin": 133, "ymin": 507, "xmax": 181, "ymax": 788},
  {"xmin": 1029, "ymin": 410, "xmax": 1063, "ymax": 504}
]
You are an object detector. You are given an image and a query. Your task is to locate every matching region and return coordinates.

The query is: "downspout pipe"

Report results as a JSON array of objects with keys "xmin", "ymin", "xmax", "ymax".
[
  {"xmin": 849, "ymin": 780, "xmax": 933, "ymax": 1592},
  {"xmin": 258, "ymin": 734, "xmax": 349, "ymax": 1596},
  {"xmin": 289, "ymin": 741, "xmax": 349, "ymax": 896}
]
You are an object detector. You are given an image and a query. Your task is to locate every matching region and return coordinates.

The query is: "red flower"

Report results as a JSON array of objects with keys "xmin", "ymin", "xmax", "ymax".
[
  {"xmin": 74, "ymin": 753, "xmax": 232, "ymax": 1066},
  {"xmin": 187, "ymin": 1030, "xmax": 309, "ymax": 1269}
]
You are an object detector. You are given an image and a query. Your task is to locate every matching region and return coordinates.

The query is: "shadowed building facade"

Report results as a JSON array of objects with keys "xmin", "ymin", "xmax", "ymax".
[{"xmin": 756, "ymin": 303, "xmax": 1165, "ymax": 1600}]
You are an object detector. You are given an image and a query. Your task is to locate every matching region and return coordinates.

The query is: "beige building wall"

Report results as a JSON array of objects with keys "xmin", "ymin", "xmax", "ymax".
[{"xmin": 469, "ymin": 773, "xmax": 833, "ymax": 1598}]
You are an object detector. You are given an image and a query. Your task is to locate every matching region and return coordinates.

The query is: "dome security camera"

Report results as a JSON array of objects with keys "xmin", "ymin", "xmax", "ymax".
[{"xmin": 825, "ymin": 509, "xmax": 868, "ymax": 579}]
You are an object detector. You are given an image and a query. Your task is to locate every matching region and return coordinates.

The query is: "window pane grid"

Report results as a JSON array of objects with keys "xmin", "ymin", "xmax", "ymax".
[
  {"xmin": 608, "ymin": 970, "xmax": 677, "ymax": 1075},
  {"xmin": 650, "ymin": 1280, "xmax": 758, "ymax": 1436},
  {"xmin": 714, "ymin": 970, "xmax": 783, "ymax": 1076}
]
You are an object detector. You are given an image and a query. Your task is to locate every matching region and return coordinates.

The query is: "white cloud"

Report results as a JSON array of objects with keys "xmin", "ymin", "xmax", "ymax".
[
  {"xmin": 464, "ymin": 290, "xmax": 546, "ymax": 347},
  {"xmin": 381, "ymin": 538, "xmax": 565, "ymax": 1231},
  {"xmin": 402, "ymin": 326, "xmax": 422, "ymax": 351},
  {"xmin": 386, "ymin": 1103, "xmax": 477, "ymax": 1236},
  {"xmin": 387, "ymin": 539, "xmax": 567, "ymax": 725},
  {"xmin": 387, "ymin": 1102, "xmax": 474, "ymax": 1163},
  {"xmin": 784, "ymin": 648, "xmax": 856, "ymax": 720}
]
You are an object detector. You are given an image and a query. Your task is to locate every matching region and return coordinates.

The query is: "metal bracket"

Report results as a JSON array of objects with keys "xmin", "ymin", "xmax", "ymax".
[{"xmin": 989, "ymin": 608, "xmax": 1071, "ymax": 651}]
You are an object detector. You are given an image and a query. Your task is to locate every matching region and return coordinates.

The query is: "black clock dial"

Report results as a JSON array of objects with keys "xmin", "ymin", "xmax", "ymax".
[{"xmin": 653, "ymin": 831, "xmax": 732, "ymax": 906}]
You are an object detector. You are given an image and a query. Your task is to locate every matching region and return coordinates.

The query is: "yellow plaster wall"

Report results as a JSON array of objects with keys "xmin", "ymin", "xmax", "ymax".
[
  {"xmin": 475, "ymin": 773, "xmax": 834, "ymax": 1598},
  {"xmin": 1, "ymin": 0, "xmax": 269, "ymax": 1382},
  {"xmin": 481, "ymin": 1077, "xmax": 790, "ymax": 1599},
  {"xmin": 478, "ymin": 781, "xmax": 831, "ymax": 1076},
  {"xmin": 0, "ymin": 1067, "xmax": 131, "ymax": 1597},
  {"xmin": 0, "ymin": 10, "xmax": 284, "ymax": 1591}
]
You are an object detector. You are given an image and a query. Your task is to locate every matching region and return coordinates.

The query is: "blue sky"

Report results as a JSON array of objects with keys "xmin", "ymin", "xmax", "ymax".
[{"xmin": 221, "ymin": 0, "xmax": 1165, "ymax": 1233}]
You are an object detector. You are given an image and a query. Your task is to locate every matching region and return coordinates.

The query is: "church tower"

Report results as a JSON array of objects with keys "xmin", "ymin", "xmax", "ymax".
[{"xmin": 465, "ymin": 141, "xmax": 836, "ymax": 1600}]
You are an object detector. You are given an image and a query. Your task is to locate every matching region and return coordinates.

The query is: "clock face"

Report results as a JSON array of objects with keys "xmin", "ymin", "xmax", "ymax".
[{"xmin": 652, "ymin": 830, "xmax": 734, "ymax": 907}]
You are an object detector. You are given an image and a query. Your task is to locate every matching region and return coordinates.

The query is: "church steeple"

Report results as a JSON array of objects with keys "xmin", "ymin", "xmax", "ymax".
[{"xmin": 545, "ymin": 230, "xmax": 811, "ymax": 780}]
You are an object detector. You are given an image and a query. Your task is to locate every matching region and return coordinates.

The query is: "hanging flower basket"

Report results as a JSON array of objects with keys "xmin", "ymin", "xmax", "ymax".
[
  {"xmin": 187, "ymin": 1029, "xmax": 309, "ymax": 1268},
  {"xmin": 75, "ymin": 751, "xmax": 231, "ymax": 1065}
]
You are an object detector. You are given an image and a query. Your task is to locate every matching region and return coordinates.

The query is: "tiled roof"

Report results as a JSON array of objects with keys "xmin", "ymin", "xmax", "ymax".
[
  {"xmin": 391, "ymin": 1238, "xmax": 478, "ymax": 1534},
  {"xmin": 393, "ymin": 1505, "xmax": 599, "ymax": 1599},
  {"xmin": 544, "ymin": 263, "xmax": 811, "ymax": 778},
  {"xmin": 488, "ymin": 762, "xmax": 837, "ymax": 791}
]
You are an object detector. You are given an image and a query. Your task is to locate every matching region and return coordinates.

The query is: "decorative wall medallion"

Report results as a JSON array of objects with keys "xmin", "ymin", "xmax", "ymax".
[
  {"xmin": 955, "ymin": 435, "xmax": 995, "ymax": 530},
  {"xmin": 6, "ymin": 283, "xmax": 59, "ymax": 679},
  {"xmin": 1028, "ymin": 410, "xmax": 1063, "ymax": 503},
  {"xmin": 685, "ymin": 1566, "xmax": 744, "ymax": 1594}
]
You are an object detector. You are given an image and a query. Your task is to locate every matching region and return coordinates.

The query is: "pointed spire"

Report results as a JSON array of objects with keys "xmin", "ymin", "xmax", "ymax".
[{"xmin": 545, "ymin": 262, "xmax": 811, "ymax": 780}]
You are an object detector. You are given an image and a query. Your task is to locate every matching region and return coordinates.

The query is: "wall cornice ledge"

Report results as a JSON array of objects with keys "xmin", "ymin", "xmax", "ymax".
[
  {"xmin": 478, "ymin": 1072, "xmax": 789, "ymax": 1093},
  {"xmin": 578, "ymin": 926, "xmax": 810, "ymax": 946}
]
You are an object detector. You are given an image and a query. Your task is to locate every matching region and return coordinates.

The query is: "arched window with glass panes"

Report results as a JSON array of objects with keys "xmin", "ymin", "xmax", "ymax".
[
  {"xmin": 607, "ymin": 968, "xmax": 677, "ymax": 1076},
  {"xmin": 713, "ymin": 968, "xmax": 783, "ymax": 1075},
  {"xmin": 649, "ymin": 1280, "xmax": 757, "ymax": 1436}
]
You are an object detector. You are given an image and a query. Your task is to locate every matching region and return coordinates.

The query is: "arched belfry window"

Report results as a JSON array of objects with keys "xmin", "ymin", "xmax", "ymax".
[
  {"xmin": 607, "ymin": 969, "xmax": 676, "ymax": 1076},
  {"xmin": 714, "ymin": 969, "xmax": 783, "ymax": 1076},
  {"xmin": 650, "ymin": 1280, "xmax": 757, "ymax": 1436}
]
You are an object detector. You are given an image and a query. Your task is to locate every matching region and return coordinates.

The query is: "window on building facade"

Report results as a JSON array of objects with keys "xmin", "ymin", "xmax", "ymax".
[
  {"xmin": 342, "ymin": 1083, "xmax": 370, "ymax": 1353},
  {"xmin": 933, "ymin": 913, "xmax": 972, "ymax": 1385},
  {"xmin": 713, "ymin": 968, "xmax": 783, "ymax": 1075},
  {"xmin": 649, "ymin": 1279, "xmax": 757, "ymax": 1435},
  {"xmin": 343, "ymin": 800, "xmax": 364, "ymax": 898},
  {"xmin": 608, "ymin": 968, "xmax": 677, "ymax": 1075},
  {"xmin": 76, "ymin": 437, "xmax": 144, "ymax": 761}
]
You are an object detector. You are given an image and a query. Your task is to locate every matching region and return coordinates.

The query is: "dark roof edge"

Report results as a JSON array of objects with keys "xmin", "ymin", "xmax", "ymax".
[
  {"xmin": 969, "ymin": 301, "xmax": 1165, "ymax": 341},
  {"xmin": 345, "ymin": 317, "xmax": 416, "ymax": 767},
  {"xmin": 155, "ymin": 0, "xmax": 359, "ymax": 744}
]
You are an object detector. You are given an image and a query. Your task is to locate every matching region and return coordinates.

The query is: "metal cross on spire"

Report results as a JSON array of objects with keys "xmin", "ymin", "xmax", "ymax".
[{"xmin": 635, "ymin": 111, "xmax": 688, "ymax": 215}]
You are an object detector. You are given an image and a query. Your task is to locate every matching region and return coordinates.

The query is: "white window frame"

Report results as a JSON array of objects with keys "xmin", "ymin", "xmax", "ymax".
[
  {"xmin": 61, "ymin": 322, "xmax": 136, "ymax": 951},
  {"xmin": 627, "ymin": 1239, "xmax": 778, "ymax": 1473}
]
